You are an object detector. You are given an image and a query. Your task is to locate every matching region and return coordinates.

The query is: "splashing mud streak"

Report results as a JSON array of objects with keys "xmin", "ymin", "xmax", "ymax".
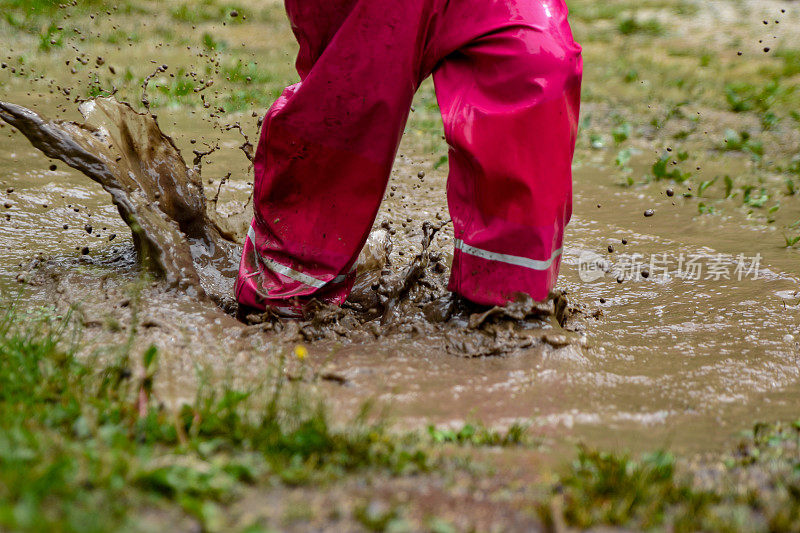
[
  {"xmin": 0, "ymin": 97, "xmax": 243, "ymax": 307},
  {"xmin": 0, "ymin": 97, "xmax": 413, "ymax": 309}
]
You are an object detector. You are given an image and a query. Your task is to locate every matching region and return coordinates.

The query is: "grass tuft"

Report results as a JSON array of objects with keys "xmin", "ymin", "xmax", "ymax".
[{"xmin": 0, "ymin": 303, "xmax": 431, "ymax": 530}]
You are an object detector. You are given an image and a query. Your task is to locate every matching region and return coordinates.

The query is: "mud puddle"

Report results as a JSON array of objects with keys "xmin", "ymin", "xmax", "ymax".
[
  {"xmin": 1, "ymin": 87, "xmax": 799, "ymax": 455},
  {"xmin": 0, "ymin": 95, "xmax": 585, "ymax": 356}
]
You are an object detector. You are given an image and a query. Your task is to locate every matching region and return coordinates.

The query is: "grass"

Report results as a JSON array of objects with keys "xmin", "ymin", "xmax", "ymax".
[
  {"xmin": 651, "ymin": 150, "xmax": 692, "ymax": 182},
  {"xmin": 724, "ymin": 80, "xmax": 790, "ymax": 117},
  {"xmin": 617, "ymin": 17, "xmax": 664, "ymax": 36},
  {"xmin": 8, "ymin": 294, "xmax": 800, "ymax": 532},
  {"xmin": 7, "ymin": 298, "xmax": 800, "ymax": 531},
  {"xmin": 0, "ymin": 297, "xmax": 546, "ymax": 532},
  {"xmin": 774, "ymin": 49, "xmax": 800, "ymax": 78},
  {"xmin": 0, "ymin": 302, "xmax": 435, "ymax": 531},
  {"xmin": 540, "ymin": 424, "xmax": 800, "ymax": 531},
  {"xmin": 721, "ymin": 129, "xmax": 764, "ymax": 160},
  {"xmin": 549, "ymin": 447, "xmax": 709, "ymax": 529},
  {"xmin": 0, "ymin": 0, "xmax": 136, "ymax": 36},
  {"xmin": 427, "ymin": 421, "xmax": 531, "ymax": 447},
  {"xmin": 0, "ymin": 0, "xmax": 113, "ymax": 15},
  {"xmin": 170, "ymin": 2, "xmax": 248, "ymax": 25}
]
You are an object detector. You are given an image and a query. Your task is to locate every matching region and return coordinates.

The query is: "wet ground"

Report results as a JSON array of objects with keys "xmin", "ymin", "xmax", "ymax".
[{"xmin": 1, "ymin": 0, "xmax": 800, "ymax": 467}]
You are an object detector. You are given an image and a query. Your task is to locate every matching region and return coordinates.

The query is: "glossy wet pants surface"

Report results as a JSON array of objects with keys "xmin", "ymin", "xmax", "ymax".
[{"xmin": 236, "ymin": 0, "xmax": 583, "ymax": 315}]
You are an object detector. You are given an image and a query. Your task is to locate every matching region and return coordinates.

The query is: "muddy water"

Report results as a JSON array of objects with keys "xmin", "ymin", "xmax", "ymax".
[
  {"xmin": 1, "ymin": 90, "xmax": 799, "ymax": 455},
  {"xmin": 549, "ymin": 163, "xmax": 799, "ymax": 451},
  {"xmin": 0, "ymin": 97, "xmax": 247, "ymax": 310}
]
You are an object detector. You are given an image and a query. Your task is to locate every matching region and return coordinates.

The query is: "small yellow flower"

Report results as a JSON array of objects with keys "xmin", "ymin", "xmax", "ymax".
[{"xmin": 294, "ymin": 345, "xmax": 308, "ymax": 361}]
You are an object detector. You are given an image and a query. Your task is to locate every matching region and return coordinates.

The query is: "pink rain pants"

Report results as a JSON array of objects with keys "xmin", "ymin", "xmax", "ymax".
[{"xmin": 236, "ymin": 0, "xmax": 583, "ymax": 316}]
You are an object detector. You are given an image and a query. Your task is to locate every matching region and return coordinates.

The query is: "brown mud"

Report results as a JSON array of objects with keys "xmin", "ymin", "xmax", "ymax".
[
  {"xmin": 1, "ymin": 96, "xmax": 586, "ymax": 359},
  {"xmin": 3, "ymin": 90, "xmax": 799, "ymax": 457},
  {"xmin": 0, "ymin": 97, "xmax": 244, "ymax": 308}
]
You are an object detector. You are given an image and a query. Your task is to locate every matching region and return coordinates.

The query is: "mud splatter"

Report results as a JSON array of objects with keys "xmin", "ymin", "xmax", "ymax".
[
  {"xmin": 0, "ymin": 97, "xmax": 244, "ymax": 308},
  {"xmin": 241, "ymin": 217, "xmax": 585, "ymax": 356},
  {"xmin": 0, "ymin": 97, "xmax": 579, "ymax": 355}
]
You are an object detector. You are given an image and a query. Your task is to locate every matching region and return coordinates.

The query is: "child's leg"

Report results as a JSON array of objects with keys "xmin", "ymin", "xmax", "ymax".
[
  {"xmin": 236, "ymin": 0, "xmax": 437, "ymax": 315},
  {"xmin": 432, "ymin": 0, "xmax": 583, "ymax": 305}
]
